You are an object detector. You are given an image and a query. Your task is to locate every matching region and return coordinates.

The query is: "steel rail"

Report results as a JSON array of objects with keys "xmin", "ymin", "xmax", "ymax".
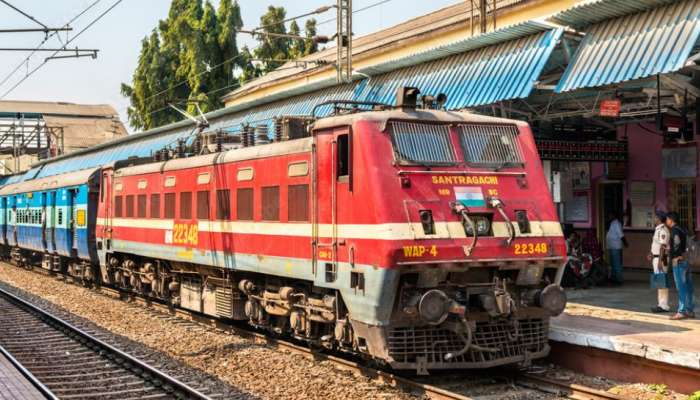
[
  {"xmin": 98, "ymin": 287, "xmax": 626, "ymax": 400},
  {"xmin": 0, "ymin": 285, "xmax": 212, "ymax": 400},
  {"xmin": 0, "ymin": 263, "xmax": 626, "ymax": 400},
  {"xmin": 0, "ymin": 344, "xmax": 57, "ymax": 400}
]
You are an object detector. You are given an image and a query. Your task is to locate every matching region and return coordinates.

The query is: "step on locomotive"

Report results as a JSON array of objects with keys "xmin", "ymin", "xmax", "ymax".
[{"xmin": 0, "ymin": 87, "xmax": 567, "ymax": 374}]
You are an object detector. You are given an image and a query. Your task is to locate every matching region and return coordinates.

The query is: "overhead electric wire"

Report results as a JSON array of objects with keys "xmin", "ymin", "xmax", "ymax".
[
  {"xmin": 0, "ymin": 0, "xmax": 48, "ymax": 29},
  {"xmin": 252, "ymin": 5, "xmax": 335, "ymax": 32},
  {"xmin": 0, "ymin": 0, "xmax": 122, "ymax": 99},
  {"xmin": 0, "ymin": 0, "xmax": 101, "ymax": 90},
  {"xmin": 317, "ymin": 0, "xmax": 393, "ymax": 26}
]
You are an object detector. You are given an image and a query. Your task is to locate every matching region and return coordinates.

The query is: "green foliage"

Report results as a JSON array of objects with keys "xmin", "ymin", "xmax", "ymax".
[
  {"xmin": 689, "ymin": 391, "xmax": 700, "ymax": 400},
  {"xmin": 123, "ymin": 0, "xmax": 321, "ymax": 130},
  {"xmin": 122, "ymin": 0, "xmax": 243, "ymax": 130}
]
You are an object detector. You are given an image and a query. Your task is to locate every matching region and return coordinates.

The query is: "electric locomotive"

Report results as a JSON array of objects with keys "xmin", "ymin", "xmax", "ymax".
[{"xmin": 0, "ymin": 87, "xmax": 567, "ymax": 373}]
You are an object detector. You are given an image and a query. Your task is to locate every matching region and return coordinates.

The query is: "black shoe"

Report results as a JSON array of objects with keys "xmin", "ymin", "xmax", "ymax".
[
  {"xmin": 651, "ymin": 306, "xmax": 670, "ymax": 313},
  {"xmin": 684, "ymin": 311, "xmax": 696, "ymax": 319}
]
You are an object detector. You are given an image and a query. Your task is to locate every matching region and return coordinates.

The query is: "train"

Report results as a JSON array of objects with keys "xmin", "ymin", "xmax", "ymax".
[{"xmin": 0, "ymin": 87, "xmax": 567, "ymax": 374}]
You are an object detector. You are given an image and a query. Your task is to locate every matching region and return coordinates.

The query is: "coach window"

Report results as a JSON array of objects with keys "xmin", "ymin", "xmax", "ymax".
[
  {"xmin": 236, "ymin": 188, "xmax": 253, "ymax": 221},
  {"xmin": 197, "ymin": 191, "xmax": 210, "ymax": 220},
  {"xmin": 216, "ymin": 189, "xmax": 231, "ymax": 220},
  {"xmin": 137, "ymin": 194, "xmax": 147, "ymax": 218},
  {"xmin": 288, "ymin": 184, "xmax": 309, "ymax": 222},
  {"xmin": 150, "ymin": 194, "xmax": 160, "ymax": 218},
  {"xmin": 164, "ymin": 193, "xmax": 176, "ymax": 219},
  {"xmin": 114, "ymin": 195, "xmax": 123, "ymax": 218},
  {"xmin": 180, "ymin": 192, "xmax": 192, "ymax": 219},
  {"xmin": 262, "ymin": 186, "xmax": 279, "ymax": 221},
  {"xmin": 126, "ymin": 195, "xmax": 135, "ymax": 218}
]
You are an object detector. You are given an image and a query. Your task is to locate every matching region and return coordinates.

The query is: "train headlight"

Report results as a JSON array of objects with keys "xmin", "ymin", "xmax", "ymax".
[
  {"xmin": 418, "ymin": 289, "xmax": 450, "ymax": 325},
  {"xmin": 464, "ymin": 215, "xmax": 491, "ymax": 236},
  {"xmin": 538, "ymin": 284, "xmax": 567, "ymax": 316}
]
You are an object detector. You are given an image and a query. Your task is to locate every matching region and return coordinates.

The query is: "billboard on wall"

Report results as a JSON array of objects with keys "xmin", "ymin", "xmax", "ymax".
[{"xmin": 662, "ymin": 147, "xmax": 698, "ymax": 179}]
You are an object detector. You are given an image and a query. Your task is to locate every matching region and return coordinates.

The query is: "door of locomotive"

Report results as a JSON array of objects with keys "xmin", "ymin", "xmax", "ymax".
[{"xmin": 314, "ymin": 127, "xmax": 352, "ymax": 283}]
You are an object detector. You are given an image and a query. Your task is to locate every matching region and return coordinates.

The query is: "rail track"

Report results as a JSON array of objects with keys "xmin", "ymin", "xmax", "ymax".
[
  {"xmin": 0, "ymin": 264, "xmax": 628, "ymax": 400},
  {"xmin": 96, "ymin": 286, "xmax": 627, "ymax": 400},
  {"xmin": 0, "ymin": 285, "xmax": 213, "ymax": 400}
]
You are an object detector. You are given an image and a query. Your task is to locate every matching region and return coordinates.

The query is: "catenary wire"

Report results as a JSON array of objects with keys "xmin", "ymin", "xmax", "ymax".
[
  {"xmin": 0, "ymin": 0, "xmax": 102, "ymax": 90},
  {"xmin": 0, "ymin": 0, "xmax": 122, "ymax": 100}
]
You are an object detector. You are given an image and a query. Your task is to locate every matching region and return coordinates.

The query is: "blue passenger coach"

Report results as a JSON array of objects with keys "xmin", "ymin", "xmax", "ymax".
[{"xmin": 0, "ymin": 168, "xmax": 100, "ymax": 279}]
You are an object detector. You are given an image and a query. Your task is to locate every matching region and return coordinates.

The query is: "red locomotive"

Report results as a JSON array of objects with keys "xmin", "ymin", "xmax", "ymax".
[{"xmin": 6, "ymin": 88, "xmax": 567, "ymax": 373}]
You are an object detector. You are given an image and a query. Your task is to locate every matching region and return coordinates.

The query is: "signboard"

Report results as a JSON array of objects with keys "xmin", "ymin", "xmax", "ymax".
[
  {"xmin": 570, "ymin": 162, "xmax": 590, "ymax": 190},
  {"xmin": 600, "ymin": 99, "xmax": 621, "ymax": 117},
  {"xmin": 662, "ymin": 147, "xmax": 697, "ymax": 178},
  {"xmin": 629, "ymin": 181, "xmax": 655, "ymax": 206}
]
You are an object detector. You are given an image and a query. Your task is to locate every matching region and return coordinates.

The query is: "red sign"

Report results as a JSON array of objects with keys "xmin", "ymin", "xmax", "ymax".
[{"xmin": 599, "ymin": 99, "xmax": 621, "ymax": 117}]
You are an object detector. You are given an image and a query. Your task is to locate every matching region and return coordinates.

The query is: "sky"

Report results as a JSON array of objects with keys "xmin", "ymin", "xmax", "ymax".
[{"xmin": 0, "ymin": 0, "xmax": 457, "ymax": 132}]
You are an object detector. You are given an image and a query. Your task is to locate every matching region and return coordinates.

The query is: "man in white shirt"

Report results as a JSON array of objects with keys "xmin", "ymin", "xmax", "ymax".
[
  {"xmin": 649, "ymin": 211, "xmax": 670, "ymax": 313},
  {"xmin": 606, "ymin": 212, "xmax": 627, "ymax": 285}
]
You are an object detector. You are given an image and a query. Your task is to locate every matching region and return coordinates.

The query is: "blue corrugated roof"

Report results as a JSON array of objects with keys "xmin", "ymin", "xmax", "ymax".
[
  {"xmin": 21, "ymin": 27, "xmax": 560, "ymax": 181},
  {"xmin": 555, "ymin": 0, "xmax": 700, "ymax": 92},
  {"xmin": 549, "ymin": 0, "xmax": 679, "ymax": 29}
]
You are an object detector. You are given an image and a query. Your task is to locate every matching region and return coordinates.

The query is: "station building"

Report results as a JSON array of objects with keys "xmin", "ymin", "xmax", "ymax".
[{"xmin": 1, "ymin": 0, "xmax": 699, "ymax": 391}]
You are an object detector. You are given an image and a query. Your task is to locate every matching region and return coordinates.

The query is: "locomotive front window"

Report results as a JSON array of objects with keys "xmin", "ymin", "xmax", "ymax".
[
  {"xmin": 390, "ymin": 122, "xmax": 456, "ymax": 165},
  {"xmin": 458, "ymin": 124, "xmax": 524, "ymax": 168}
]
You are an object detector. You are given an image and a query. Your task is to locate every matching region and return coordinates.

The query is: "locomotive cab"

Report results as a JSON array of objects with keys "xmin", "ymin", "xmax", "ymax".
[{"xmin": 311, "ymin": 104, "xmax": 566, "ymax": 373}]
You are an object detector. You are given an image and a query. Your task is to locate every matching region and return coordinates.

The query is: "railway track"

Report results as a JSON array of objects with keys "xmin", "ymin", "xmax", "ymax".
[
  {"xmin": 0, "ymin": 286, "xmax": 213, "ymax": 400},
  {"xmin": 96, "ymin": 286, "xmax": 627, "ymax": 400},
  {"xmin": 0, "ymin": 264, "xmax": 628, "ymax": 400}
]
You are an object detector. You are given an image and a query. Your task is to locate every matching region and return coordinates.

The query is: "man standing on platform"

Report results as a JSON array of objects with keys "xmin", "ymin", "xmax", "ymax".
[
  {"xmin": 666, "ymin": 212, "xmax": 695, "ymax": 320},
  {"xmin": 649, "ymin": 211, "xmax": 670, "ymax": 313},
  {"xmin": 606, "ymin": 212, "xmax": 627, "ymax": 285}
]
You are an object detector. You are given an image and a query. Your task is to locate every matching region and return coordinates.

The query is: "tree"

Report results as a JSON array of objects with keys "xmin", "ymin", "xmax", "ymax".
[
  {"xmin": 122, "ymin": 0, "xmax": 243, "ymax": 130},
  {"xmin": 253, "ymin": 6, "xmax": 289, "ymax": 72}
]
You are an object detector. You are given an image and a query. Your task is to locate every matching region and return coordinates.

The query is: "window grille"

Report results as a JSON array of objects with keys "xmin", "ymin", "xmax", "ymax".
[
  {"xmin": 197, "ymin": 191, "xmax": 210, "ymax": 220},
  {"xmin": 262, "ymin": 186, "xmax": 280, "ymax": 221},
  {"xmin": 180, "ymin": 192, "xmax": 192, "ymax": 219},
  {"xmin": 216, "ymin": 189, "xmax": 231, "ymax": 220},
  {"xmin": 390, "ymin": 122, "xmax": 455, "ymax": 164},
  {"xmin": 137, "ymin": 194, "xmax": 147, "ymax": 218},
  {"xmin": 164, "ymin": 193, "xmax": 176, "ymax": 219},
  {"xmin": 125, "ymin": 195, "xmax": 134, "ymax": 218},
  {"xmin": 150, "ymin": 194, "xmax": 160, "ymax": 218},
  {"xmin": 114, "ymin": 196, "xmax": 122, "ymax": 218},
  {"xmin": 458, "ymin": 124, "xmax": 523, "ymax": 167},
  {"xmin": 288, "ymin": 184, "xmax": 309, "ymax": 222},
  {"xmin": 668, "ymin": 179, "xmax": 697, "ymax": 231},
  {"xmin": 237, "ymin": 188, "xmax": 254, "ymax": 221}
]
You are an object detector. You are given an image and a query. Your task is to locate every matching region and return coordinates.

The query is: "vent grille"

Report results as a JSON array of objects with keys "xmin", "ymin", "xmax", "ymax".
[
  {"xmin": 458, "ymin": 124, "xmax": 523, "ymax": 167},
  {"xmin": 387, "ymin": 318, "xmax": 548, "ymax": 366},
  {"xmin": 390, "ymin": 122, "xmax": 456, "ymax": 164}
]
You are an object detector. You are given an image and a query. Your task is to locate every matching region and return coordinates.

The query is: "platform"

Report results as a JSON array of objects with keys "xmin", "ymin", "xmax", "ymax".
[
  {"xmin": 548, "ymin": 275, "xmax": 700, "ymax": 393},
  {"xmin": 0, "ymin": 351, "xmax": 47, "ymax": 400}
]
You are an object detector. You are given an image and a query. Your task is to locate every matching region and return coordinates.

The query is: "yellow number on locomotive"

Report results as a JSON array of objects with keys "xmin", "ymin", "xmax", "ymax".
[
  {"xmin": 514, "ymin": 242, "xmax": 547, "ymax": 255},
  {"xmin": 173, "ymin": 223, "xmax": 198, "ymax": 246}
]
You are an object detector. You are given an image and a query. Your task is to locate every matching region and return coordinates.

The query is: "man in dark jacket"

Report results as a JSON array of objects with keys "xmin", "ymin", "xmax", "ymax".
[{"xmin": 666, "ymin": 212, "xmax": 695, "ymax": 320}]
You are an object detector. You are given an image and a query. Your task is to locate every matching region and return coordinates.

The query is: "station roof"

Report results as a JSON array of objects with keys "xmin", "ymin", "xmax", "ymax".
[
  {"xmin": 9, "ymin": 0, "xmax": 700, "ymax": 183},
  {"xmin": 0, "ymin": 100, "xmax": 120, "ymax": 119}
]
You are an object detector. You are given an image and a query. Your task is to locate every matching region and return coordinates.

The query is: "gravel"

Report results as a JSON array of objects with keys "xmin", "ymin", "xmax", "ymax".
[{"xmin": 0, "ymin": 263, "xmax": 416, "ymax": 400}]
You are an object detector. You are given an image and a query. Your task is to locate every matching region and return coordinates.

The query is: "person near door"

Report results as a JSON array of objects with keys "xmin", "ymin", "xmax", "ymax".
[
  {"xmin": 666, "ymin": 212, "xmax": 695, "ymax": 320},
  {"xmin": 649, "ymin": 211, "xmax": 670, "ymax": 313},
  {"xmin": 606, "ymin": 212, "xmax": 627, "ymax": 285}
]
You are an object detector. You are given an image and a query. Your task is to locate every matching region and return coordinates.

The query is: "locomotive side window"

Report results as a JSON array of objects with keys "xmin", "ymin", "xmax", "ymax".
[
  {"xmin": 197, "ymin": 191, "xmax": 210, "ymax": 220},
  {"xmin": 458, "ymin": 124, "xmax": 524, "ymax": 167},
  {"xmin": 288, "ymin": 184, "xmax": 309, "ymax": 222},
  {"xmin": 262, "ymin": 186, "xmax": 279, "ymax": 221},
  {"xmin": 216, "ymin": 189, "xmax": 231, "ymax": 220},
  {"xmin": 390, "ymin": 122, "xmax": 455, "ymax": 164},
  {"xmin": 236, "ymin": 188, "xmax": 254, "ymax": 221},
  {"xmin": 164, "ymin": 193, "xmax": 176, "ymax": 219},
  {"xmin": 126, "ymin": 195, "xmax": 135, "ymax": 218},
  {"xmin": 337, "ymin": 134, "xmax": 350, "ymax": 178},
  {"xmin": 180, "ymin": 192, "xmax": 192, "ymax": 219},
  {"xmin": 137, "ymin": 194, "xmax": 147, "ymax": 218},
  {"xmin": 150, "ymin": 194, "xmax": 160, "ymax": 218},
  {"xmin": 114, "ymin": 195, "xmax": 123, "ymax": 218}
]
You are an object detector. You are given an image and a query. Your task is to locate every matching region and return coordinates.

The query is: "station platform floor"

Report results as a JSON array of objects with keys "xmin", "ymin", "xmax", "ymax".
[
  {"xmin": 0, "ymin": 351, "xmax": 46, "ymax": 400},
  {"xmin": 549, "ymin": 273, "xmax": 700, "ymax": 371}
]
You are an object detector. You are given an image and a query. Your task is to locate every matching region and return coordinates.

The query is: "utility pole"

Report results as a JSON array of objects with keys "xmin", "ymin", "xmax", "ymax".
[{"xmin": 336, "ymin": 0, "xmax": 352, "ymax": 83}]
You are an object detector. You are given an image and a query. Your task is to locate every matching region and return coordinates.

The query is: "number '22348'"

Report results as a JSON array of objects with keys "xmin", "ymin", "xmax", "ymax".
[{"xmin": 514, "ymin": 242, "xmax": 548, "ymax": 255}]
